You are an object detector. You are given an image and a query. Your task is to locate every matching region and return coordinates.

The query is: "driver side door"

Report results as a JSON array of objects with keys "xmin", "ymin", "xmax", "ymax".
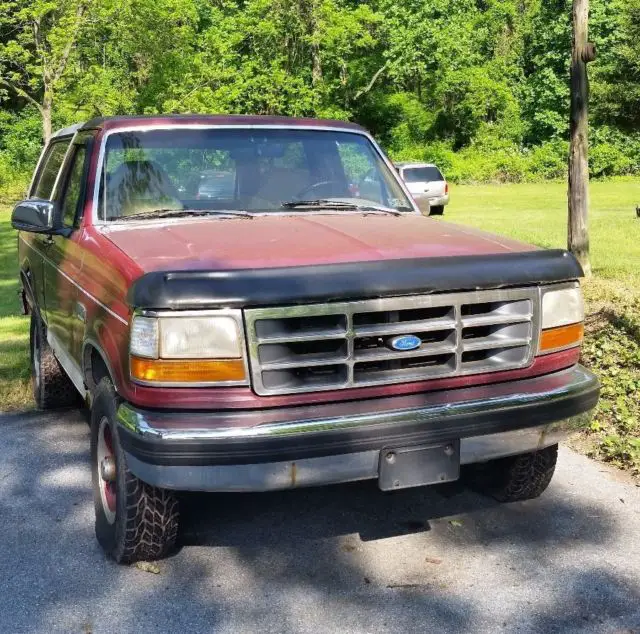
[{"xmin": 43, "ymin": 135, "xmax": 91, "ymax": 385}]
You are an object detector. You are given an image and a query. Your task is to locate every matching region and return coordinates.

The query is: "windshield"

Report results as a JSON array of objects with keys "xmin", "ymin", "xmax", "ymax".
[
  {"xmin": 98, "ymin": 128, "xmax": 414, "ymax": 220},
  {"xmin": 402, "ymin": 166, "xmax": 443, "ymax": 183}
]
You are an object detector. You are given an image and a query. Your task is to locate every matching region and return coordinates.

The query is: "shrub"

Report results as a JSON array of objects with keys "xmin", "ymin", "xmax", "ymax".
[
  {"xmin": 0, "ymin": 108, "xmax": 43, "ymax": 203},
  {"xmin": 389, "ymin": 138, "xmax": 630, "ymax": 184},
  {"xmin": 528, "ymin": 140, "xmax": 568, "ymax": 180},
  {"xmin": 0, "ymin": 157, "xmax": 29, "ymax": 204},
  {"xmin": 590, "ymin": 142, "xmax": 635, "ymax": 178}
]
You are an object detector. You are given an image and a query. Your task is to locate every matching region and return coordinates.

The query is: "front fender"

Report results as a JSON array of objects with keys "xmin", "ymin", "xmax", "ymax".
[{"xmin": 82, "ymin": 312, "xmax": 129, "ymax": 395}]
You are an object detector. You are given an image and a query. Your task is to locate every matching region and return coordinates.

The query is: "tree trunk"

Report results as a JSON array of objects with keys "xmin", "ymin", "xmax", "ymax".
[
  {"xmin": 305, "ymin": 0, "xmax": 322, "ymax": 86},
  {"xmin": 42, "ymin": 96, "xmax": 52, "ymax": 144},
  {"xmin": 568, "ymin": 0, "xmax": 593, "ymax": 276},
  {"xmin": 311, "ymin": 42, "xmax": 322, "ymax": 86}
]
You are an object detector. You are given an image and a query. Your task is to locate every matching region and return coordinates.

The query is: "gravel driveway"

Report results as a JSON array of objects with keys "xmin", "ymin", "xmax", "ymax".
[{"xmin": 1, "ymin": 408, "xmax": 639, "ymax": 634}]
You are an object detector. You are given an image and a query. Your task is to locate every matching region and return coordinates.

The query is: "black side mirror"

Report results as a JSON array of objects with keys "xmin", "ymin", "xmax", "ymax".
[{"xmin": 11, "ymin": 200, "xmax": 60, "ymax": 234}]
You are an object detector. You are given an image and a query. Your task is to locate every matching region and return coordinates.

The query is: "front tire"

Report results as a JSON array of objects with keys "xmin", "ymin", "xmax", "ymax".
[
  {"xmin": 30, "ymin": 312, "xmax": 78, "ymax": 409},
  {"xmin": 91, "ymin": 378, "xmax": 179, "ymax": 563},
  {"xmin": 464, "ymin": 444, "xmax": 558, "ymax": 502}
]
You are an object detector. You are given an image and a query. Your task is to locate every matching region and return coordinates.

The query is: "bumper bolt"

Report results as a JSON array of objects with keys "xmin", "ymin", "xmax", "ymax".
[
  {"xmin": 444, "ymin": 444, "xmax": 454, "ymax": 457},
  {"xmin": 385, "ymin": 451, "xmax": 396, "ymax": 464}
]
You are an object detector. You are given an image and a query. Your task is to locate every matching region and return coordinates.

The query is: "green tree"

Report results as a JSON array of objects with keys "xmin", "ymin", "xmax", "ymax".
[
  {"xmin": 1, "ymin": 0, "xmax": 639, "ymax": 183},
  {"xmin": 591, "ymin": 0, "xmax": 640, "ymax": 132},
  {"xmin": 0, "ymin": 0, "xmax": 88, "ymax": 142}
]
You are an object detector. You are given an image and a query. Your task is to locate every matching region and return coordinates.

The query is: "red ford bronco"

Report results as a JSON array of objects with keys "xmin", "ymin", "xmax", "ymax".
[{"xmin": 12, "ymin": 115, "xmax": 599, "ymax": 563}]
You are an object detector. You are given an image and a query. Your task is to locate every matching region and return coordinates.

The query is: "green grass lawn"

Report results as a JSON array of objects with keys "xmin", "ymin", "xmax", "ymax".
[
  {"xmin": 445, "ymin": 181, "xmax": 640, "ymax": 474},
  {"xmin": 0, "ymin": 205, "xmax": 31, "ymax": 409},
  {"xmin": 1, "ymin": 183, "xmax": 638, "ymax": 473},
  {"xmin": 446, "ymin": 180, "xmax": 640, "ymax": 287}
]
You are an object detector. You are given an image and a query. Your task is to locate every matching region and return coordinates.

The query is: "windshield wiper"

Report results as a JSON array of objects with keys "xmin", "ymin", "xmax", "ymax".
[
  {"xmin": 114, "ymin": 208, "xmax": 253, "ymax": 221},
  {"xmin": 281, "ymin": 199, "xmax": 405, "ymax": 215}
]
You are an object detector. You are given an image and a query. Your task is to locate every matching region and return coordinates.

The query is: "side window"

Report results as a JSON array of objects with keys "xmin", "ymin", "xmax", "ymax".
[
  {"xmin": 32, "ymin": 141, "xmax": 71, "ymax": 199},
  {"xmin": 60, "ymin": 147, "xmax": 87, "ymax": 228}
]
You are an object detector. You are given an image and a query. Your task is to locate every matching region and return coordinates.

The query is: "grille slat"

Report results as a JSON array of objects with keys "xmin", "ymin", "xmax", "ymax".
[
  {"xmin": 462, "ymin": 337, "xmax": 530, "ymax": 352},
  {"xmin": 354, "ymin": 318, "xmax": 457, "ymax": 338},
  {"xmin": 354, "ymin": 355, "xmax": 456, "ymax": 384},
  {"xmin": 254, "ymin": 314, "xmax": 347, "ymax": 341},
  {"xmin": 245, "ymin": 288, "xmax": 540, "ymax": 396},
  {"xmin": 261, "ymin": 357, "xmax": 350, "ymax": 371},
  {"xmin": 256, "ymin": 332, "xmax": 347, "ymax": 344},
  {"xmin": 354, "ymin": 343, "xmax": 457, "ymax": 363},
  {"xmin": 461, "ymin": 313, "xmax": 533, "ymax": 327}
]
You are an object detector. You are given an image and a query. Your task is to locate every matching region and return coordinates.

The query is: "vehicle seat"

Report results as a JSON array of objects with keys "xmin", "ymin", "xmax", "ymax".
[
  {"xmin": 253, "ymin": 166, "xmax": 312, "ymax": 205},
  {"xmin": 106, "ymin": 160, "xmax": 182, "ymax": 219}
]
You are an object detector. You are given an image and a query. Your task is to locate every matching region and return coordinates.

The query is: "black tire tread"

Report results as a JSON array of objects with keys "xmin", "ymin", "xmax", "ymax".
[
  {"xmin": 465, "ymin": 444, "xmax": 558, "ymax": 502},
  {"xmin": 92, "ymin": 378, "xmax": 179, "ymax": 564},
  {"xmin": 116, "ymin": 471, "xmax": 180, "ymax": 563},
  {"xmin": 31, "ymin": 314, "xmax": 78, "ymax": 409}
]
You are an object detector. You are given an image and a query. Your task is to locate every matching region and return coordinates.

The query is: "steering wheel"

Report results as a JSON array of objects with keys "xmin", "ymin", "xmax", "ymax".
[{"xmin": 294, "ymin": 179, "xmax": 345, "ymax": 200}]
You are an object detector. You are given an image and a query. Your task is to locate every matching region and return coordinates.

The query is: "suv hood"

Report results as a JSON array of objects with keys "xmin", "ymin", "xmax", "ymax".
[{"xmin": 100, "ymin": 213, "xmax": 536, "ymax": 273}]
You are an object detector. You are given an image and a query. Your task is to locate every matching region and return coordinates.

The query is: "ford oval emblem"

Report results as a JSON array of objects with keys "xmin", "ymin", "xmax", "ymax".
[{"xmin": 388, "ymin": 334, "xmax": 422, "ymax": 351}]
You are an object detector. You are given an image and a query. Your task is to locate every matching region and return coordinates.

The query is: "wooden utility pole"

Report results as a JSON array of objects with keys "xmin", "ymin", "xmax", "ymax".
[{"xmin": 568, "ymin": 0, "xmax": 596, "ymax": 276}]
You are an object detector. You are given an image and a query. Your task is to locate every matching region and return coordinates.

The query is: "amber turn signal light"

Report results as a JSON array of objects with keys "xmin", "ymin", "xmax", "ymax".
[
  {"xmin": 130, "ymin": 356, "xmax": 246, "ymax": 383},
  {"xmin": 539, "ymin": 322, "xmax": 584, "ymax": 354}
]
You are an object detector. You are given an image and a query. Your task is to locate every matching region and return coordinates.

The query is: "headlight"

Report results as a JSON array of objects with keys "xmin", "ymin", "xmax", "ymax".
[
  {"xmin": 160, "ymin": 316, "xmax": 242, "ymax": 359},
  {"xmin": 130, "ymin": 316, "xmax": 159, "ymax": 359},
  {"xmin": 538, "ymin": 285, "xmax": 584, "ymax": 354},
  {"xmin": 129, "ymin": 312, "xmax": 247, "ymax": 384},
  {"xmin": 541, "ymin": 285, "xmax": 584, "ymax": 329}
]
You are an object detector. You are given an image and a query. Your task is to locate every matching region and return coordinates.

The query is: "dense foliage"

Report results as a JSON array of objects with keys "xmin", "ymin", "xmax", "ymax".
[
  {"xmin": 1, "ymin": 0, "xmax": 640, "ymax": 190},
  {"xmin": 582, "ymin": 288, "xmax": 640, "ymax": 476}
]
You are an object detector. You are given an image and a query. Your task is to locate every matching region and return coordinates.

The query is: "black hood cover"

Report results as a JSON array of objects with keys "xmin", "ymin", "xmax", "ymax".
[{"xmin": 127, "ymin": 249, "xmax": 583, "ymax": 310}]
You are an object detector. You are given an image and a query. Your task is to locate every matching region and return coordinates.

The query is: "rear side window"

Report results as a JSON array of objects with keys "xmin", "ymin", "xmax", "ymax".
[
  {"xmin": 32, "ymin": 140, "xmax": 71, "ymax": 199},
  {"xmin": 402, "ymin": 166, "xmax": 443, "ymax": 183}
]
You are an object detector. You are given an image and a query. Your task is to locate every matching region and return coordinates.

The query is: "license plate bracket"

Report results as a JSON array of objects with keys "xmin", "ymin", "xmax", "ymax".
[{"xmin": 378, "ymin": 440, "xmax": 460, "ymax": 491}]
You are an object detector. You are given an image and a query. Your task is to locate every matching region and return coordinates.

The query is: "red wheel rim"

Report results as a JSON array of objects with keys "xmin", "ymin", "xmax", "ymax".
[
  {"xmin": 97, "ymin": 417, "xmax": 117, "ymax": 523},
  {"xmin": 102, "ymin": 426, "xmax": 116, "ymax": 513}
]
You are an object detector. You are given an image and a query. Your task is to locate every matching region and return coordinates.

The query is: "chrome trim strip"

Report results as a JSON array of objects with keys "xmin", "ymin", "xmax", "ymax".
[
  {"xmin": 117, "ymin": 365, "xmax": 596, "ymax": 441},
  {"xmin": 245, "ymin": 286, "xmax": 541, "ymax": 395},
  {"xmin": 128, "ymin": 374, "xmax": 248, "ymax": 388},
  {"xmin": 19, "ymin": 236, "xmax": 129, "ymax": 325},
  {"xmin": 52, "ymin": 123, "xmax": 84, "ymax": 140},
  {"xmin": 90, "ymin": 123, "xmax": 420, "ymax": 224},
  {"xmin": 50, "ymin": 132, "xmax": 79, "ymax": 201},
  {"xmin": 47, "ymin": 330, "xmax": 86, "ymax": 396},
  {"xmin": 123, "ymin": 416, "xmax": 591, "ymax": 492}
]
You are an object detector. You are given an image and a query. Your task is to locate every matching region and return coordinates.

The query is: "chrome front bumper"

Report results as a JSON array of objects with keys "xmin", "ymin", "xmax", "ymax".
[
  {"xmin": 124, "ymin": 417, "xmax": 591, "ymax": 492},
  {"xmin": 117, "ymin": 365, "xmax": 599, "ymax": 492}
]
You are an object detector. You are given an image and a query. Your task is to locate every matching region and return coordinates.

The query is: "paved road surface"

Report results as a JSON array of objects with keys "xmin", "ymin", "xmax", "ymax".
[{"xmin": 1, "ymin": 409, "xmax": 639, "ymax": 633}]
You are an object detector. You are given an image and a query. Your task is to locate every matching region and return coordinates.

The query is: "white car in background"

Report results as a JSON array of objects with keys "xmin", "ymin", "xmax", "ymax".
[{"xmin": 395, "ymin": 162, "xmax": 449, "ymax": 216}]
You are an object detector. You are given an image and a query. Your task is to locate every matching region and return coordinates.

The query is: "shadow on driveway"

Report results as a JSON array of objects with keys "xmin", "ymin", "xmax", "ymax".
[{"xmin": 1, "ymin": 407, "xmax": 639, "ymax": 633}]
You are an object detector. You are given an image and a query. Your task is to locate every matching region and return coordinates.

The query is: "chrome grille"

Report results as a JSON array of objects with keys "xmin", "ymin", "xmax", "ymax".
[{"xmin": 245, "ymin": 288, "xmax": 540, "ymax": 395}]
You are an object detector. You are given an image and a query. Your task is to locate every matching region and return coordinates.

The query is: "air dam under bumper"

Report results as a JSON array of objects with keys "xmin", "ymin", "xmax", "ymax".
[{"xmin": 116, "ymin": 365, "xmax": 599, "ymax": 492}]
